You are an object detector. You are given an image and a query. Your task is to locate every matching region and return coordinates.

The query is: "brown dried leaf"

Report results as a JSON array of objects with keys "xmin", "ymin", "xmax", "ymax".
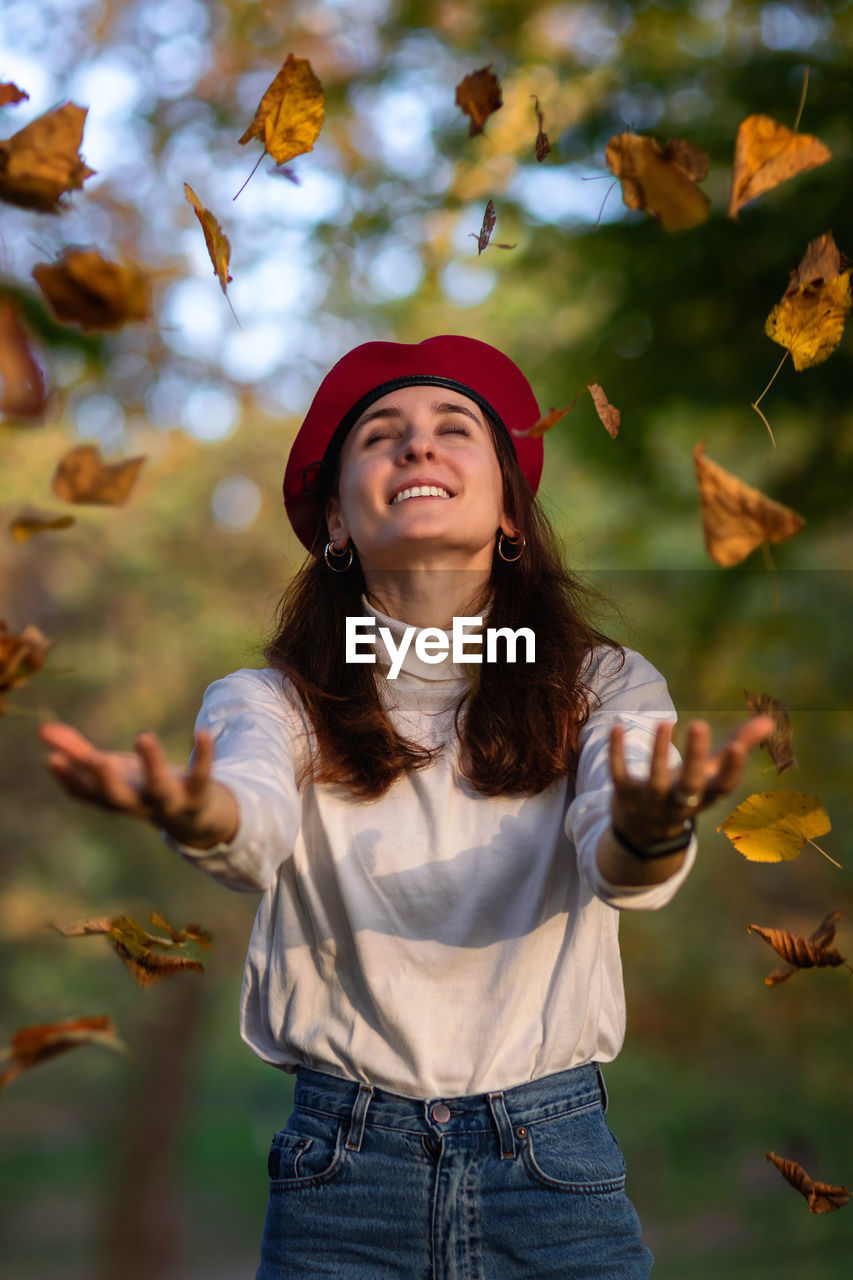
[
  {"xmin": 469, "ymin": 199, "xmax": 516, "ymax": 254},
  {"xmin": 531, "ymin": 95, "xmax": 551, "ymax": 162},
  {"xmin": 605, "ymin": 131, "xmax": 710, "ymax": 231},
  {"xmin": 0, "ymin": 102, "xmax": 95, "ymax": 212},
  {"xmin": 183, "ymin": 183, "xmax": 236, "ymax": 314},
  {"xmin": 55, "ymin": 912, "xmax": 212, "ymax": 989},
  {"xmin": 587, "ymin": 384, "xmax": 620, "ymax": 437},
  {"xmin": 766, "ymin": 1152, "xmax": 850, "ymax": 1214},
  {"xmin": 455, "ymin": 66, "xmax": 502, "ymax": 137},
  {"xmin": 728, "ymin": 115, "xmax": 831, "ymax": 219},
  {"xmin": 765, "ymin": 232, "xmax": 851, "ymax": 371},
  {"xmin": 513, "ymin": 402, "xmax": 578, "ymax": 440},
  {"xmin": 52, "ymin": 443, "xmax": 146, "ymax": 506},
  {"xmin": 0, "ymin": 1015, "xmax": 126, "ymax": 1089},
  {"xmin": 744, "ymin": 690, "xmax": 797, "ymax": 773},
  {"xmin": 0, "ymin": 83, "xmax": 29, "ymax": 108},
  {"xmin": 748, "ymin": 923, "xmax": 845, "ymax": 977},
  {"xmin": 0, "ymin": 297, "xmax": 47, "ymax": 420},
  {"xmin": 763, "ymin": 911, "xmax": 842, "ymax": 986},
  {"xmin": 32, "ymin": 247, "xmax": 150, "ymax": 332},
  {"xmin": 238, "ymin": 55, "xmax": 324, "ymax": 169},
  {"xmin": 9, "ymin": 510, "xmax": 75, "ymax": 541},
  {"xmin": 693, "ymin": 443, "xmax": 805, "ymax": 567},
  {"xmin": 0, "ymin": 621, "xmax": 51, "ymax": 713}
]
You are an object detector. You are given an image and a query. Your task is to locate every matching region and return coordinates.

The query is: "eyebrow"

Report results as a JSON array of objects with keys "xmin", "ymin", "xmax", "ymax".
[{"xmin": 354, "ymin": 400, "xmax": 484, "ymax": 432}]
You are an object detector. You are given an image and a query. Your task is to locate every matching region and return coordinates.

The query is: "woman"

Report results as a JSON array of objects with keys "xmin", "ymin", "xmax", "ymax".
[{"xmin": 39, "ymin": 336, "xmax": 772, "ymax": 1279}]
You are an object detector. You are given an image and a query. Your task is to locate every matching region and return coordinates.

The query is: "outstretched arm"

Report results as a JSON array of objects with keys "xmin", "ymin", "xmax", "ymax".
[
  {"xmin": 597, "ymin": 713, "xmax": 775, "ymax": 887},
  {"xmin": 38, "ymin": 722, "xmax": 239, "ymax": 850}
]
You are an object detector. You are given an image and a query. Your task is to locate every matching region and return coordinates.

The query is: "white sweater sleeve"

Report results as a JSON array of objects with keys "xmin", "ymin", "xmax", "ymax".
[
  {"xmin": 160, "ymin": 668, "xmax": 304, "ymax": 893},
  {"xmin": 565, "ymin": 646, "xmax": 697, "ymax": 911}
]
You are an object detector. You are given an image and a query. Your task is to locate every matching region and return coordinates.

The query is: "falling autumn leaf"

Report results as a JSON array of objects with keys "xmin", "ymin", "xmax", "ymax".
[
  {"xmin": 762, "ymin": 911, "xmax": 842, "ymax": 986},
  {"xmin": 470, "ymin": 199, "xmax": 516, "ymax": 254},
  {"xmin": 605, "ymin": 132, "xmax": 710, "ymax": 232},
  {"xmin": 52, "ymin": 443, "xmax": 146, "ymax": 506},
  {"xmin": 9, "ymin": 510, "xmax": 75, "ymax": 541},
  {"xmin": 748, "ymin": 921, "xmax": 846, "ymax": 979},
  {"xmin": 183, "ymin": 183, "xmax": 236, "ymax": 317},
  {"xmin": 693, "ymin": 443, "xmax": 805, "ymax": 567},
  {"xmin": 765, "ymin": 231, "xmax": 851, "ymax": 371},
  {"xmin": 0, "ymin": 1015, "xmax": 126, "ymax": 1089},
  {"xmin": 717, "ymin": 790, "xmax": 832, "ymax": 864},
  {"xmin": 0, "ymin": 83, "xmax": 29, "ymax": 108},
  {"xmin": 531, "ymin": 95, "xmax": 551, "ymax": 162},
  {"xmin": 728, "ymin": 115, "xmax": 831, "ymax": 219},
  {"xmin": 54, "ymin": 912, "xmax": 212, "ymax": 989},
  {"xmin": 32, "ymin": 247, "xmax": 150, "ymax": 332},
  {"xmin": 765, "ymin": 1153, "xmax": 849, "ymax": 1214},
  {"xmin": 0, "ymin": 620, "xmax": 51, "ymax": 712},
  {"xmin": 455, "ymin": 65, "xmax": 502, "ymax": 137},
  {"xmin": 745, "ymin": 690, "xmax": 797, "ymax": 773},
  {"xmin": 587, "ymin": 384, "xmax": 620, "ymax": 437},
  {"xmin": 0, "ymin": 296, "xmax": 47, "ymax": 420},
  {"xmin": 513, "ymin": 403, "xmax": 577, "ymax": 439},
  {"xmin": 236, "ymin": 54, "xmax": 324, "ymax": 195},
  {"xmin": 0, "ymin": 101, "xmax": 95, "ymax": 213}
]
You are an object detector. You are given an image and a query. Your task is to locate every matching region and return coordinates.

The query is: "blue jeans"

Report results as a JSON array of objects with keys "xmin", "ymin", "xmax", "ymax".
[{"xmin": 255, "ymin": 1062, "xmax": 653, "ymax": 1279}]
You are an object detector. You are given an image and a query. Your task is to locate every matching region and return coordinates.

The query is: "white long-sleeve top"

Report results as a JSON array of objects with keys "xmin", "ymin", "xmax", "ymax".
[{"xmin": 163, "ymin": 595, "xmax": 696, "ymax": 1099}]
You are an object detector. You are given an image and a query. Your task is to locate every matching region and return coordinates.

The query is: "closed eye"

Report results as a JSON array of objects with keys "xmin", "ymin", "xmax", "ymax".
[{"xmin": 364, "ymin": 425, "xmax": 471, "ymax": 445}]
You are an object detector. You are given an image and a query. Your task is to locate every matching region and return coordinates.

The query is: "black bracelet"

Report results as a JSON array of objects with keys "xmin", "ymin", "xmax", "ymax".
[{"xmin": 611, "ymin": 819, "xmax": 696, "ymax": 860}]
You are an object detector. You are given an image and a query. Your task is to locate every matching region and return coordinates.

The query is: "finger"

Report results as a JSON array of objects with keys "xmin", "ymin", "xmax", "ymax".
[
  {"xmin": 733, "ymin": 715, "xmax": 775, "ymax": 752},
  {"xmin": 647, "ymin": 721, "xmax": 676, "ymax": 791},
  {"xmin": 134, "ymin": 732, "xmax": 181, "ymax": 808},
  {"xmin": 678, "ymin": 720, "xmax": 712, "ymax": 793},
  {"xmin": 185, "ymin": 729, "xmax": 214, "ymax": 802},
  {"xmin": 38, "ymin": 721, "xmax": 100, "ymax": 762},
  {"xmin": 609, "ymin": 724, "xmax": 630, "ymax": 787}
]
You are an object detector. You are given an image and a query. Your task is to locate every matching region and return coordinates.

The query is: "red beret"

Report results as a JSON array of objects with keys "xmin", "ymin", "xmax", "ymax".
[{"xmin": 283, "ymin": 335, "xmax": 543, "ymax": 552}]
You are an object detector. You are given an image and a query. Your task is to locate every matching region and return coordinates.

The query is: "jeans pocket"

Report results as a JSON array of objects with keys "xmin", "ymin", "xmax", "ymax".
[
  {"xmin": 518, "ymin": 1099, "xmax": 627, "ymax": 1194},
  {"xmin": 267, "ymin": 1111, "xmax": 348, "ymax": 1189}
]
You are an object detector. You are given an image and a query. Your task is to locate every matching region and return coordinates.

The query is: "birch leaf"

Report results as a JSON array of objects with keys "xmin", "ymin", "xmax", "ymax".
[
  {"xmin": 238, "ymin": 54, "xmax": 324, "ymax": 176},
  {"xmin": 717, "ymin": 790, "xmax": 831, "ymax": 862}
]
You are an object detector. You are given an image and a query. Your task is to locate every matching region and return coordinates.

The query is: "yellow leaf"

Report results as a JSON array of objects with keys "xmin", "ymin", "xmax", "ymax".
[
  {"xmin": 183, "ymin": 185, "xmax": 237, "ymax": 321},
  {"xmin": 766, "ymin": 272, "xmax": 851, "ymax": 371},
  {"xmin": 9, "ymin": 510, "xmax": 75, "ymax": 541},
  {"xmin": 718, "ymin": 790, "xmax": 831, "ymax": 862},
  {"xmin": 238, "ymin": 54, "xmax": 324, "ymax": 167},
  {"xmin": 605, "ymin": 131, "xmax": 710, "ymax": 232},
  {"xmin": 693, "ymin": 443, "xmax": 805, "ymax": 567},
  {"xmin": 728, "ymin": 115, "xmax": 831, "ymax": 219}
]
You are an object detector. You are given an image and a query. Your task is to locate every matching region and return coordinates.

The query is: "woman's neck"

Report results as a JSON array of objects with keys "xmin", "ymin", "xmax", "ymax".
[{"xmin": 362, "ymin": 568, "xmax": 492, "ymax": 629}]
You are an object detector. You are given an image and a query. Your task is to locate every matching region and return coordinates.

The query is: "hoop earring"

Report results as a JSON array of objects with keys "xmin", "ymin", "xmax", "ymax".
[
  {"xmin": 497, "ymin": 531, "xmax": 525, "ymax": 562},
  {"xmin": 324, "ymin": 540, "xmax": 353, "ymax": 572}
]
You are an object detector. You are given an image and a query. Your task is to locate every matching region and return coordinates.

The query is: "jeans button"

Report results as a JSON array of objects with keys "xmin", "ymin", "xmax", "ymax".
[{"xmin": 431, "ymin": 1103, "xmax": 451, "ymax": 1123}]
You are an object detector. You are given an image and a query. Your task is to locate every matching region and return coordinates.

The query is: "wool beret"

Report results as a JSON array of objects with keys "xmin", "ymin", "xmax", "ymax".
[{"xmin": 283, "ymin": 335, "xmax": 543, "ymax": 552}]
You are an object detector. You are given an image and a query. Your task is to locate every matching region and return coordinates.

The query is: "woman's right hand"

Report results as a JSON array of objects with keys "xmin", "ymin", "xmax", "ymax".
[{"xmin": 37, "ymin": 722, "xmax": 239, "ymax": 849}]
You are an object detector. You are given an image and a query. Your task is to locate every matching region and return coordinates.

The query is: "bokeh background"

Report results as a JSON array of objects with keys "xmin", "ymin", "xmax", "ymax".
[{"xmin": 1, "ymin": 1, "xmax": 851, "ymax": 1276}]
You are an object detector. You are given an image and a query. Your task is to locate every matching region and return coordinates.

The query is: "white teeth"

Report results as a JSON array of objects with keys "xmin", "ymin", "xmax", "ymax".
[{"xmin": 391, "ymin": 485, "xmax": 451, "ymax": 504}]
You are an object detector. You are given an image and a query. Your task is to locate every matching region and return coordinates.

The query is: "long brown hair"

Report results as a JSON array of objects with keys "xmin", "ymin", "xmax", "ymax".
[{"xmin": 265, "ymin": 417, "xmax": 624, "ymax": 799}]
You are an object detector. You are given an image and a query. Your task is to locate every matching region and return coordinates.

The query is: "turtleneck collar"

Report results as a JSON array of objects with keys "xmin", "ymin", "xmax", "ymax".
[{"xmin": 359, "ymin": 594, "xmax": 474, "ymax": 683}]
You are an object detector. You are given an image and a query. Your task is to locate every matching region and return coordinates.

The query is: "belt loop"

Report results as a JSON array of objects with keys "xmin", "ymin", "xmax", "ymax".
[
  {"xmin": 487, "ymin": 1091, "xmax": 516, "ymax": 1161},
  {"xmin": 594, "ymin": 1063, "xmax": 609, "ymax": 1114},
  {"xmin": 345, "ymin": 1083, "xmax": 374, "ymax": 1152}
]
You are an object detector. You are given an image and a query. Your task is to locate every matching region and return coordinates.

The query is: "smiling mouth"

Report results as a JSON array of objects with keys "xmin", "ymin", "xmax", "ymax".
[{"xmin": 390, "ymin": 485, "xmax": 454, "ymax": 505}]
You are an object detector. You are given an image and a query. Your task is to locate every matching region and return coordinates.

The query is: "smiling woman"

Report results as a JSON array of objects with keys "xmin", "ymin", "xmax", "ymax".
[{"xmin": 38, "ymin": 334, "xmax": 773, "ymax": 1280}]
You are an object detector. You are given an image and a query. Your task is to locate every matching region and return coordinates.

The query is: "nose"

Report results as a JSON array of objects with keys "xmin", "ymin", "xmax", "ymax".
[{"xmin": 398, "ymin": 426, "xmax": 436, "ymax": 463}]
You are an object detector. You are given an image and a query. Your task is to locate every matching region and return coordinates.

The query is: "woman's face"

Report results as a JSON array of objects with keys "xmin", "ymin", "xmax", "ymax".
[{"xmin": 324, "ymin": 384, "xmax": 514, "ymax": 570}]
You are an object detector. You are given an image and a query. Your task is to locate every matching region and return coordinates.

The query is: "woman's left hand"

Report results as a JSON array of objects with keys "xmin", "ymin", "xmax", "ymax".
[{"xmin": 608, "ymin": 714, "xmax": 776, "ymax": 845}]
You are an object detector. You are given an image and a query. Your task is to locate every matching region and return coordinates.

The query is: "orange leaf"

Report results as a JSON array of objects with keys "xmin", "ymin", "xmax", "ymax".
[
  {"xmin": 765, "ymin": 232, "xmax": 850, "ymax": 370},
  {"xmin": 32, "ymin": 248, "xmax": 150, "ymax": 332},
  {"xmin": 54, "ymin": 912, "xmax": 213, "ymax": 989},
  {"xmin": 0, "ymin": 83, "xmax": 29, "ymax": 108},
  {"xmin": 0, "ymin": 620, "xmax": 51, "ymax": 712},
  {"xmin": 0, "ymin": 1015, "xmax": 126, "ymax": 1089},
  {"xmin": 51, "ymin": 443, "xmax": 146, "ymax": 506},
  {"xmin": 766, "ymin": 1152, "xmax": 849, "ymax": 1214},
  {"xmin": 693, "ymin": 443, "xmax": 805, "ymax": 567},
  {"xmin": 747, "ymin": 922, "xmax": 846, "ymax": 976},
  {"xmin": 455, "ymin": 66, "xmax": 502, "ymax": 137},
  {"xmin": 0, "ymin": 296, "xmax": 47, "ymax": 420},
  {"xmin": 238, "ymin": 54, "xmax": 324, "ymax": 173},
  {"xmin": 9, "ymin": 510, "xmax": 75, "ymax": 541},
  {"xmin": 0, "ymin": 102, "xmax": 95, "ymax": 213},
  {"xmin": 605, "ymin": 132, "xmax": 710, "ymax": 231},
  {"xmin": 763, "ymin": 911, "xmax": 841, "ymax": 986},
  {"xmin": 184, "ymin": 183, "xmax": 235, "ymax": 313},
  {"xmin": 531, "ymin": 95, "xmax": 551, "ymax": 162},
  {"xmin": 744, "ymin": 690, "xmax": 797, "ymax": 773},
  {"xmin": 587, "ymin": 384, "xmax": 620, "ymax": 437},
  {"xmin": 728, "ymin": 115, "xmax": 831, "ymax": 219},
  {"xmin": 513, "ymin": 402, "xmax": 578, "ymax": 439}
]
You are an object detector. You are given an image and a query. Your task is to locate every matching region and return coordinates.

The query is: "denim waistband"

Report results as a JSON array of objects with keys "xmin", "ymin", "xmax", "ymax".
[{"xmin": 293, "ymin": 1063, "xmax": 608, "ymax": 1157}]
